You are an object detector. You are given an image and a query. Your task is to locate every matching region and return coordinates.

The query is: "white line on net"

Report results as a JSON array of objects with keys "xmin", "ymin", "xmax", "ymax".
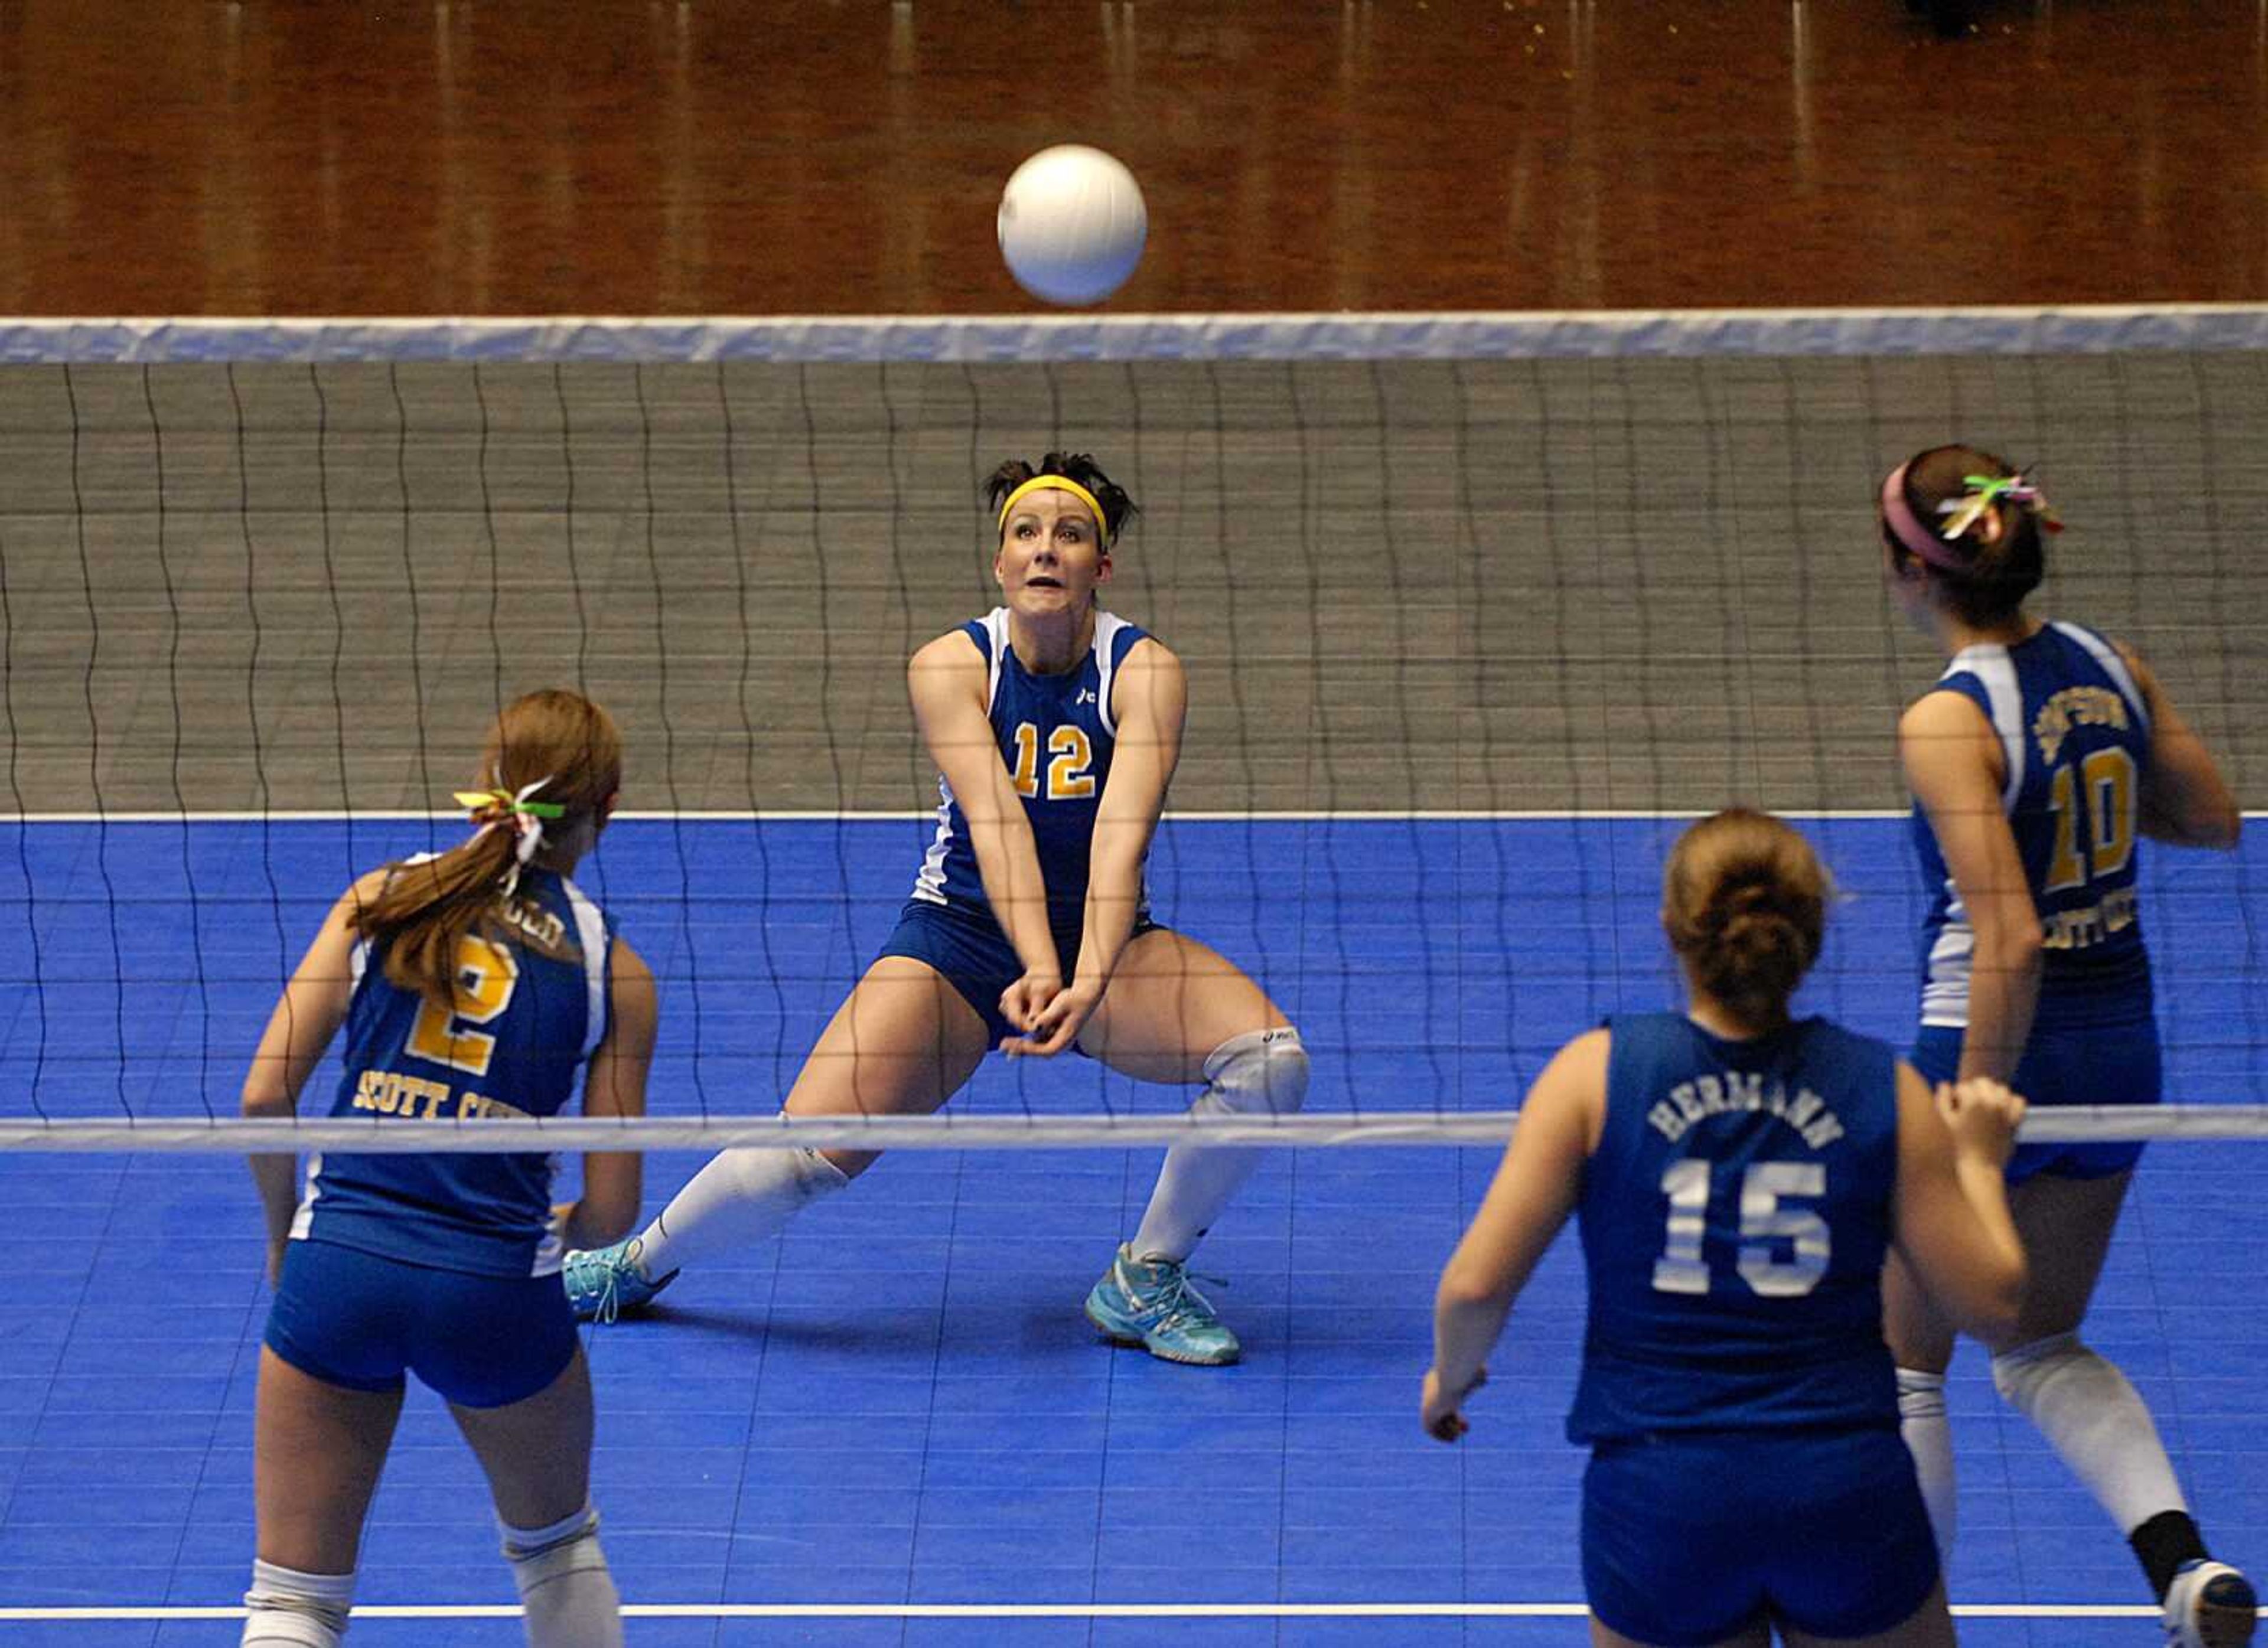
[
  {"xmin": 1, "ymin": 1105, "xmax": 2262, "ymax": 1153},
  {"xmin": 1, "ymin": 306, "xmax": 2267, "ymax": 363}
]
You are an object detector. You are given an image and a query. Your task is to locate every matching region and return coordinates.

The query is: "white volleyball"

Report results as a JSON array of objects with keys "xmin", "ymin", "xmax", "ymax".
[{"xmin": 997, "ymin": 145, "xmax": 1148, "ymax": 306}]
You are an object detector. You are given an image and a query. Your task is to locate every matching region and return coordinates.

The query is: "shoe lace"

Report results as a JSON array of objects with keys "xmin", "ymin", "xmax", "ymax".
[
  {"xmin": 565, "ymin": 1238, "xmax": 643, "ymax": 1327},
  {"xmin": 1139, "ymin": 1260, "xmax": 1228, "ymax": 1333}
]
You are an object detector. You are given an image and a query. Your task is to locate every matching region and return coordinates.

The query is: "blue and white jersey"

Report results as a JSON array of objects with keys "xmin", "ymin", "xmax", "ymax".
[
  {"xmin": 912, "ymin": 608, "xmax": 1152, "ymax": 925},
  {"xmin": 1566, "ymin": 1012, "xmax": 1901, "ymax": 1445},
  {"xmin": 1912, "ymin": 621, "xmax": 2153, "ymax": 1030},
  {"xmin": 293, "ymin": 866, "xmax": 613, "ymax": 1279}
]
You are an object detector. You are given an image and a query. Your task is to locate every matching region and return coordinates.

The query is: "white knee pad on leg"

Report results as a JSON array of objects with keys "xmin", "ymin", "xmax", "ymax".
[
  {"xmin": 1990, "ymin": 1331, "xmax": 2084, "ymax": 1402},
  {"xmin": 240, "ymin": 1560, "xmax": 354, "ymax": 1647},
  {"xmin": 502, "ymin": 1503, "xmax": 622, "ymax": 1648},
  {"xmin": 1898, "ymin": 1366, "xmax": 1948, "ymax": 1423},
  {"xmin": 1194, "ymin": 1026, "xmax": 1309, "ymax": 1118}
]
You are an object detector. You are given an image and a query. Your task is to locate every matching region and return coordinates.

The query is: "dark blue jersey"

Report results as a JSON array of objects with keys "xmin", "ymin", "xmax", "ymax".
[
  {"xmin": 911, "ymin": 608, "xmax": 1152, "ymax": 926},
  {"xmin": 292, "ymin": 866, "xmax": 613, "ymax": 1279},
  {"xmin": 1567, "ymin": 1013, "xmax": 1901, "ymax": 1445},
  {"xmin": 1912, "ymin": 621, "xmax": 2153, "ymax": 1030}
]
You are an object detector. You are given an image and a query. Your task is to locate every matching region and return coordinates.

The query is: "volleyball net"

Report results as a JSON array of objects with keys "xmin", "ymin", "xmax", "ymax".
[{"xmin": 0, "ymin": 310, "xmax": 2263, "ymax": 1151}]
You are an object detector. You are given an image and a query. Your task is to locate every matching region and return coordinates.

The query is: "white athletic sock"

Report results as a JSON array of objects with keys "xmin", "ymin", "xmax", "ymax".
[
  {"xmin": 635, "ymin": 1144, "xmax": 849, "ymax": 1276},
  {"xmin": 501, "ymin": 1503, "xmax": 621, "ymax": 1648},
  {"xmin": 1896, "ymin": 1366, "xmax": 1957, "ymax": 1562},
  {"xmin": 1130, "ymin": 1029, "xmax": 1309, "ymax": 1264},
  {"xmin": 1991, "ymin": 1333, "xmax": 2189, "ymax": 1535},
  {"xmin": 241, "ymin": 1559, "xmax": 354, "ymax": 1647}
]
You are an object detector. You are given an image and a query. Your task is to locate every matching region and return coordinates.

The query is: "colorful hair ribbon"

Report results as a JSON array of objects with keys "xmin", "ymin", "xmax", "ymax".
[{"xmin": 455, "ymin": 775, "xmax": 562, "ymax": 895}]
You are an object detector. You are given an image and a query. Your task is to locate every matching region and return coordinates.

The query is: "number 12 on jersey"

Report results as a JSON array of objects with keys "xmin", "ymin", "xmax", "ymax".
[{"xmin": 1652, "ymin": 1159, "xmax": 1830, "ymax": 1298}]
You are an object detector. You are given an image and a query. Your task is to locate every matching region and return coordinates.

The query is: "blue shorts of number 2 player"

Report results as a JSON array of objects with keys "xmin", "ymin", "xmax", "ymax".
[
  {"xmin": 264, "ymin": 1239, "xmax": 581, "ymax": 1409},
  {"xmin": 1583, "ymin": 1427, "xmax": 1940, "ymax": 1646},
  {"xmin": 877, "ymin": 898, "xmax": 1160, "ymax": 1049},
  {"xmin": 1910, "ymin": 1014, "xmax": 2161, "ymax": 1184}
]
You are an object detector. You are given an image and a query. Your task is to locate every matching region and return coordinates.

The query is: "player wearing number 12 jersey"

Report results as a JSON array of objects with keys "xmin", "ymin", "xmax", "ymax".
[
  {"xmin": 1425, "ymin": 809, "xmax": 2028, "ymax": 1647},
  {"xmin": 565, "ymin": 453, "xmax": 1308, "ymax": 1365},
  {"xmin": 1875, "ymin": 448, "xmax": 2253, "ymax": 1647}
]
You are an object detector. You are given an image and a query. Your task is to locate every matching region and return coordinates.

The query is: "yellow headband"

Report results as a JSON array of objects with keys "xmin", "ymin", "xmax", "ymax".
[{"xmin": 995, "ymin": 475, "xmax": 1112, "ymax": 545}]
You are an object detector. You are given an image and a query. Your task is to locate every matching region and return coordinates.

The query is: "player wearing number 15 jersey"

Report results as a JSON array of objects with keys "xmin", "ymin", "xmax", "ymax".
[
  {"xmin": 1875, "ymin": 448, "xmax": 2253, "ymax": 1647},
  {"xmin": 565, "ymin": 453, "xmax": 1307, "ymax": 1366},
  {"xmin": 1425, "ymin": 810, "xmax": 2028, "ymax": 1647}
]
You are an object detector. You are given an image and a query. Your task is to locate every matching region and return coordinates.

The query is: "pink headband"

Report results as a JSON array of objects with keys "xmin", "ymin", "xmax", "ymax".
[{"xmin": 1879, "ymin": 462, "xmax": 1976, "ymax": 572}]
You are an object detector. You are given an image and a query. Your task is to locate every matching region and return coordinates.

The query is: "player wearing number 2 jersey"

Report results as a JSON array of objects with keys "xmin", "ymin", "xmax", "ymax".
[
  {"xmin": 1426, "ymin": 809, "xmax": 2028, "ymax": 1647},
  {"xmin": 239, "ymin": 690, "xmax": 656, "ymax": 1648},
  {"xmin": 1875, "ymin": 448, "xmax": 2253, "ymax": 1648},
  {"xmin": 565, "ymin": 453, "xmax": 1307, "ymax": 1365}
]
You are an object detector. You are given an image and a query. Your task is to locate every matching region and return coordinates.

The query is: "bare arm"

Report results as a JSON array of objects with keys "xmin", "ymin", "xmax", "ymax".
[
  {"xmin": 1890, "ymin": 1064, "xmax": 2027, "ymax": 1340},
  {"xmin": 1003, "ymin": 639, "xmax": 1185, "ymax": 1057},
  {"xmin": 1425, "ymin": 1029, "xmax": 1606, "ymax": 1440},
  {"xmin": 560, "ymin": 936, "xmax": 656, "ymax": 1251},
  {"xmin": 1903, "ymin": 690, "xmax": 2043, "ymax": 1082},
  {"xmin": 242, "ymin": 869, "xmax": 389, "ymax": 1278},
  {"xmin": 2117, "ymin": 641, "xmax": 2241, "ymax": 849},
  {"xmin": 908, "ymin": 631, "xmax": 1061, "ymax": 993}
]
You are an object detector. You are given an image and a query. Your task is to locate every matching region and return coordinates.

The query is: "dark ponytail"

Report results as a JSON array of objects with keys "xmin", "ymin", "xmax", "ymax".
[{"xmin": 1879, "ymin": 444, "xmax": 2051, "ymax": 625}]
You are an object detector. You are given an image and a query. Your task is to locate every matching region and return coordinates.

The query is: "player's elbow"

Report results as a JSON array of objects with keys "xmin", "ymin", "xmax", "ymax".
[
  {"xmin": 240, "ymin": 1071, "xmax": 295, "ymax": 1120},
  {"xmin": 1979, "ymin": 916, "xmax": 2044, "ymax": 972},
  {"xmin": 1435, "ymin": 1258, "xmax": 1508, "ymax": 1315},
  {"xmin": 2198, "ymin": 802, "xmax": 2242, "ymax": 851}
]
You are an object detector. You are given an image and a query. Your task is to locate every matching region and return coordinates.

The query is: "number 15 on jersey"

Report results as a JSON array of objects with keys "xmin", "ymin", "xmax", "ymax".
[{"xmin": 1652, "ymin": 1159, "xmax": 1831, "ymax": 1299}]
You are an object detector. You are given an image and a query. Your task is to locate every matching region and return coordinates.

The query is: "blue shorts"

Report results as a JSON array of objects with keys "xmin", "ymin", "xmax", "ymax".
[
  {"xmin": 876, "ymin": 898, "xmax": 1159, "ymax": 1047},
  {"xmin": 1911, "ymin": 1016, "xmax": 2161, "ymax": 1184},
  {"xmin": 264, "ymin": 1238, "xmax": 580, "ymax": 1409},
  {"xmin": 1583, "ymin": 1427, "xmax": 1939, "ymax": 1646}
]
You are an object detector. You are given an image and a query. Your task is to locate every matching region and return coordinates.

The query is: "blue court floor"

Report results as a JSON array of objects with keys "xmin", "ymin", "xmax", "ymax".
[{"xmin": 0, "ymin": 817, "xmax": 2262, "ymax": 1644}]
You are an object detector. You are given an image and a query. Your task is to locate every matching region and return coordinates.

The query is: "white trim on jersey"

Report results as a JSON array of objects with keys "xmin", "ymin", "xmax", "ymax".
[
  {"xmin": 290, "ymin": 1153, "xmax": 321, "ymax": 1240},
  {"xmin": 530, "ymin": 1177, "xmax": 566, "ymax": 1278},
  {"xmin": 561, "ymin": 874, "xmax": 610, "ymax": 1059},
  {"xmin": 2051, "ymin": 621, "xmax": 2152, "ymax": 739},
  {"xmin": 979, "ymin": 608, "xmax": 1010, "ymax": 712},
  {"xmin": 1941, "ymin": 644, "xmax": 2026, "ymax": 810},
  {"xmin": 1094, "ymin": 611, "xmax": 1132, "ymax": 738},
  {"xmin": 911, "ymin": 775, "xmax": 955, "ymax": 906},
  {"xmin": 349, "ymin": 939, "xmax": 370, "ymax": 991},
  {"xmin": 1920, "ymin": 885, "xmax": 1975, "ymax": 1029}
]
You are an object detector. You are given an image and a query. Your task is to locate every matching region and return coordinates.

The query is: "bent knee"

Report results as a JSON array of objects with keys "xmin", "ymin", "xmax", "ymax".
[{"xmin": 1204, "ymin": 1026, "xmax": 1309, "ymax": 1115}]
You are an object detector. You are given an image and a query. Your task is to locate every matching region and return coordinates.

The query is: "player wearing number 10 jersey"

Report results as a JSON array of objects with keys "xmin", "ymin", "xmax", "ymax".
[
  {"xmin": 1425, "ymin": 810, "xmax": 2028, "ymax": 1647},
  {"xmin": 1876, "ymin": 448, "xmax": 2253, "ymax": 1647}
]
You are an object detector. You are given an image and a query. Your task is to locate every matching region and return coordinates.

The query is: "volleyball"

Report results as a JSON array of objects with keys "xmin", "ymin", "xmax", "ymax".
[{"xmin": 996, "ymin": 145, "xmax": 1148, "ymax": 306}]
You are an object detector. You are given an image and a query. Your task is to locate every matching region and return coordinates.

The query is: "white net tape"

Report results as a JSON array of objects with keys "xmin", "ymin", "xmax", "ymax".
[{"xmin": 3, "ymin": 1105, "xmax": 2262, "ymax": 1153}]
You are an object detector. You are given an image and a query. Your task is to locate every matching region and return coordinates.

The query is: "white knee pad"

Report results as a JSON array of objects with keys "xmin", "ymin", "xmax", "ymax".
[
  {"xmin": 1990, "ymin": 1330, "xmax": 2084, "ymax": 1402},
  {"xmin": 1195, "ymin": 1026, "xmax": 1309, "ymax": 1118},
  {"xmin": 503, "ymin": 1503, "xmax": 621, "ymax": 1648},
  {"xmin": 1896, "ymin": 1366, "xmax": 1948, "ymax": 1422},
  {"xmin": 240, "ymin": 1559, "xmax": 354, "ymax": 1647}
]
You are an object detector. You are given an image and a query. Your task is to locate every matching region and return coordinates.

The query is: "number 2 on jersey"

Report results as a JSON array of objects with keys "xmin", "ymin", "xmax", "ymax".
[
  {"xmin": 1009, "ymin": 723, "xmax": 1096, "ymax": 799},
  {"xmin": 2044, "ymin": 746, "xmax": 2136, "ymax": 893},
  {"xmin": 406, "ymin": 934, "xmax": 520, "ymax": 1077},
  {"xmin": 1652, "ymin": 1159, "xmax": 1830, "ymax": 1298}
]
